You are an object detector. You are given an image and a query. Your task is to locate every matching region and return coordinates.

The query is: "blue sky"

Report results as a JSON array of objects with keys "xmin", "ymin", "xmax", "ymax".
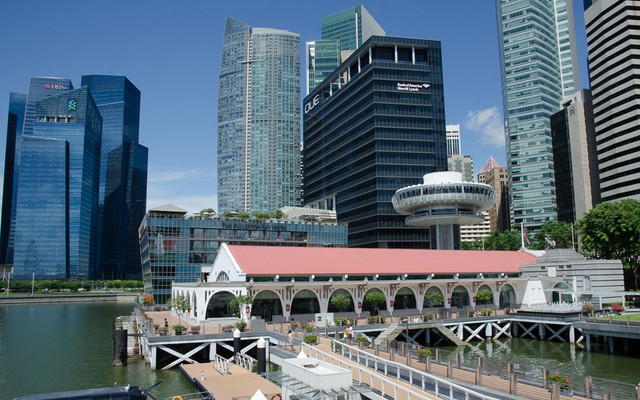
[{"xmin": 0, "ymin": 1, "xmax": 589, "ymax": 214}]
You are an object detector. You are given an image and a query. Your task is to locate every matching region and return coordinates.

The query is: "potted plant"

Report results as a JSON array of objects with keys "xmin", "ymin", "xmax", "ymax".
[
  {"xmin": 400, "ymin": 315, "xmax": 409, "ymax": 323},
  {"xmin": 173, "ymin": 324, "xmax": 186, "ymax": 335},
  {"xmin": 236, "ymin": 321, "xmax": 247, "ymax": 332},
  {"xmin": 222, "ymin": 324, "xmax": 235, "ymax": 333},
  {"xmin": 504, "ymin": 307, "xmax": 512, "ymax": 314},
  {"xmin": 611, "ymin": 304, "xmax": 624, "ymax": 315},
  {"xmin": 480, "ymin": 308, "xmax": 493, "ymax": 316},
  {"xmin": 417, "ymin": 348, "xmax": 432, "ymax": 361},
  {"xmin": 423, "ymin": 312, "xmax": 437, "ymax": 321},
  {"xmin": 190, "ymin": 326, "xmax": 200, "ymax": 334},
  {"xmin": 303, "ymin": 334, "xmax": 318, "ymax": 345},
  {"xmin": 548, "ymin": 372, "xmax": 572, "ymax": 395},
  {"xmin": 356, "ymin": 336, "xmax": 370, "ymax": 347},
  {"xmin": 290, "ymin": 321, "xmax": 300, "ymax": 331},
  {"xmin": 304, "ymin": 324, "xmax": 314, "ymax": 333}
]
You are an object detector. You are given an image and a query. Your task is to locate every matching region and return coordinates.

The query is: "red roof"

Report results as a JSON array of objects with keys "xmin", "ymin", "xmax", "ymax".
[{"xmin": 226, "ymin": 245, "xmax": 536, "ymax": 276}]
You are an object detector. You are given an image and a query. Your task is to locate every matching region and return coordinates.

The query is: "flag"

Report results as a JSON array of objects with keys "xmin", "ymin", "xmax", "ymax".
[{"xmin": 521, "ymin": 223, "xmax": 530, "ymax": 247}]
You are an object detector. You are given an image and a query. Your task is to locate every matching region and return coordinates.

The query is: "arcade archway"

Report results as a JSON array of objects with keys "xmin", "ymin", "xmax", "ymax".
[
  {"xmin": 328, "ymin": 289, "xmax": 355, "ymax": 313},
  {"xmin": 206, "ymin": 291, "xmax": 235, "ymax": 318},
  {"xmin": 451, "ymin": 286, "xmax": 470, "ymax": 308},
  {"xmin": 499, "ymin": 284, "xmax": 516, "ymax": 309},
  {"xmin": 394, "ymin": 287, "xmax": 417, "ymax": 309},
  {"xmin": 252, "ymin": 290, "xmax": 283, "ymax": 322},
  {"xmin": 291, "ymin": 289, "xmax": 320, "ymax": 315}
]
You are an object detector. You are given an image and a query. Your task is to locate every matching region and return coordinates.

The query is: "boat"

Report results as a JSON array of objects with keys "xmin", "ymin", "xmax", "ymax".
[{"xmin": 13, "ymin": 385, "xmax": 147, "ymax": 400}]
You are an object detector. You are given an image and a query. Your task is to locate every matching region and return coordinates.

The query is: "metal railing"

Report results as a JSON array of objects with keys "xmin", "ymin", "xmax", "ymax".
[
  {"xmin": 234, "ymin": 352, "xmax": 254, "ymax": 372},
  {"xmin": 384, "ymin": 340, "xmax": 640, "ymax": 400},
  {"xmin": 213, "ymin": 354, "xmax": 229, "ymax": 375},
  {"xmin": 310, "ymin": 340, "xmax": 499, "ymax": 400}
]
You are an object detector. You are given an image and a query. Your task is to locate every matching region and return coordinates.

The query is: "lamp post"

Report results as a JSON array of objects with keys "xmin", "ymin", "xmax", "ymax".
[{"xmin": 31, "ymin": 272, "xmax": 35, "ymax": 297}]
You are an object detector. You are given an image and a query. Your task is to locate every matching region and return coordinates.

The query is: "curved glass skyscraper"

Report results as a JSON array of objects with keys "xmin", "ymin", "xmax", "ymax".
[
  {"xmin": 217, "ymin": 17, "xmax": 301, "ymax": 213},
  {"xmin": 496, "ymin": 0, "xmax": 580, "ymax": 231}
]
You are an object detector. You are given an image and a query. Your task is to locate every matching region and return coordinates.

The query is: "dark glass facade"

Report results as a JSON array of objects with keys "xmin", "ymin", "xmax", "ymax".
[
  {"xmin": 81, "ymin": 75, "xmax": 147, "ymax": 280},
  {"xmin": 303, "ymin": 36, "xmax": 447, "ymax": 248},
  {"xmin": 13, "ymin": 88, "xmax": 101, "ymax": 279},
  {"xmin": 139, "ymin": 207, "xmax": 348, "ymax": 303},
  {"xmin": 1, "ymin": 92, "xmax": 26, "ymax": 263}
]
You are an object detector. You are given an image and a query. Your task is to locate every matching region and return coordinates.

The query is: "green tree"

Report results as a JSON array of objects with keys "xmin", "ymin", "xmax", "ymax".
[
  {"xmin": 272, "ymin": 210, "xmax": 286, "ymax": 219},
  {"xmin": 577, "ymin": 199, "xmax": 640, "ymax": 290},
  {"xmin": 199, "ymin": 208, "xmax": 216, "ymax": 219},
  {"xmin": 364, "ymin": 291, "xmax": 386, "ymax": 316},
  {"xmin": 532, "ymin": 221, "xmax": 573, "ymax": 250},
  {"xmin": 475, "ymin": 289, "xmax": 492, "ymax": 305},
  {"xmin": 468, "ymin": 230, "xmax": 520, "ymax": 251},
  {"xmin": 424, "ymin": 291, "xmax": 444, "ymax": 308},
  {"xmin": 166, "ymin": 295, "xmax": 191, "ymax": 325},
  {"xmin": 330, "ymin": 295, "xmax": 351, "ymax": 312},
  {"xmin": 237, "ymin": 212, "xmax": 250, "ymax": 220},
  {"xmin": 229, "ymin": 294, "xmax": 254, "ymax": 321}
]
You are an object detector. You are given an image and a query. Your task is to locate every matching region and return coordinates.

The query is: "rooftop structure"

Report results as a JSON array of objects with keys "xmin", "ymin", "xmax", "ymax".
[{"xmin": 392, "ymin": 172, "xmax": 496, "ymax": 249}]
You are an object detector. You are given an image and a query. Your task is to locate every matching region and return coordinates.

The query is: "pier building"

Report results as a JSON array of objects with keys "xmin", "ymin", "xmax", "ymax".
[
  {"xmin": 168, "ymin": 244, "xmax": 626, "ymax": 327},
  {"xmin": 391, "ymin": 172, "xmax": 496, "ymax": 250}
]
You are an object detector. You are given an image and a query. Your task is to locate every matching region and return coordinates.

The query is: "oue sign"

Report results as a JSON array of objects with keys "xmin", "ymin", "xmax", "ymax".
[{"xmin": 304, "ymin": 94, "xmax": 320, "ymax": 114}]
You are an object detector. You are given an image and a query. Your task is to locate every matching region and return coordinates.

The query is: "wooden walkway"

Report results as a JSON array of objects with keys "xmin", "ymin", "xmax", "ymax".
[{"xmin": 181, "ymin": 363, "xmax": 281, "ymax": 400}]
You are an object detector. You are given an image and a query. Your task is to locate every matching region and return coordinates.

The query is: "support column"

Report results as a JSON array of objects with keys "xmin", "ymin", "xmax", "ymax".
[
  {"xmin": 538, "ymin": 323, "xmax": 545, "ymax": 340},
  {"xmin": 209, "ymin": 342, "xmax": 217, "ymax": 361},
  {"xmin": 569, "ymin": 326, "xmax": 575, "ymax": 344},
  {"xmin": 608, "ymin": 336, "xmax": 614, "ymax": 353},
  {"xmin": 458, "ymin": 324, "xmax": 464, "ymax": 340},
  {"xmin": 257, "ymin": 337, "xmax": 266, "ymax": 374},
  {"xmin": 234, "ymin": 329, "xmax": 241, "ymax": 356},
  {"xmin": 485, "ymin": 322, "xmax": 492, "ymax": 339},
  {"xmin": 585, "ymin": 333, "xmax": 591, "ymax": 352},
  {"xmin": 150, "ymin": 346, "xmax": 157, "ymax": 370}
]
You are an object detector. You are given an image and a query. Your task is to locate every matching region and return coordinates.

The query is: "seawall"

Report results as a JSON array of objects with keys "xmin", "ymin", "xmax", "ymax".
[{"xmin": 0, "ymin": 293, "xmax": 138, "ymax": 305}]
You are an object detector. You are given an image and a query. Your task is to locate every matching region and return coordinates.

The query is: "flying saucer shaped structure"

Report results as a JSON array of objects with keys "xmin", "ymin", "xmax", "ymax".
[{"xmin": 392, "ymin": 171, "xmax": 496, "ymax": 249}]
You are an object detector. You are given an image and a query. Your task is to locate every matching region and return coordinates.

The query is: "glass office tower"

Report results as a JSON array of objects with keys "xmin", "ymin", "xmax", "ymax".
[
  {"xmin": 0, "ymin": 92, "xmax": 26, "ymax": 264},
  {"xmin": 81, "ymin": 75, "xmax": 148, "ymax": 280},
  {"xmin": 3, "ymin": 77, "xmax": 73, "ymax": 265},
  {"xmin": 303, "ymin": 36, "xmax": 447, "ymax": 248},
  {"xmin": 217, "ymin": 17, "xmax": 300, "ymax": 213},
  {"xmin": 13, "ymin": 88, "xmax": 102, "ymax": 279},
  {"xmin": 307, "ymin": 4, "xmax": 385, "ymax": 94},
  {"xmin": 496, "ymin": 0, "xmax": 580, "ymax": 231}
]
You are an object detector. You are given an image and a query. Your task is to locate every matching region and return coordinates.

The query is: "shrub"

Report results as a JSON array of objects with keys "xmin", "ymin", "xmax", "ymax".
[
  {"xmin": 141, "ymin": 295, "xmax": 154, "ymax": 306},
  {"xmin": 190, "ymin": 326, "xmax": 200, "ymax": 333},
  {"xmin": 504, "ymin": 307, "xmax": 512, "ymax": 314},
  {"xmin": 368, "ymin": 315, "xmax": 386, "ymax": 324},
  {"xmin": 173, "ymin": 324, "xmax": 186, "ymax": 334},
  {"xmin": 611, "ymin": 304, "xmax": 624, "ymax": 312},
  {"xmin": 480, "ymin": 308, "xmax": 493, "ymax": 316},
  {"xmin": 290, "ymin": 322, "xmax": 300, "ymax": 330},
  {"xmin": 468, "ymin": 310, "xmax": 475, "ymax": 317},
  {"xmin": 222, "ymin": 324, "xmax": 235, "ymax": 332},
  {"xmin": 417, "ymin": 348, "xmax": 432, "ymax": 361},
  {"xmin": 236, "ymin": 321, "xmax": 247, "ymax": 331},
  {"xmin": 334, "ymin": 317, "xmax": 348, "ymax": 326},
  {"xmin": 548, "ymin": 372, "xmax": 572, "ymax": 390},
  {"xmin": 303, "ymin": 334, "xmax": 318, "ymax": 344},
  {"xmin": 582, "ymin": 304, "xmax": 595, "ymax": 312},
  {"xmin": 304, "ymin": 324, "xmax": 314, "ymax": 333},
  {"xmin": 625, "ymin": 300, "xmax": 634, "ymax": 307},
  {"xmin": 423, "ymin": 312, "xmax": 437, "ymax": 321},
  {"xmin": 356, "ymin": 336, "xmax": 370, "ymax": 346}
]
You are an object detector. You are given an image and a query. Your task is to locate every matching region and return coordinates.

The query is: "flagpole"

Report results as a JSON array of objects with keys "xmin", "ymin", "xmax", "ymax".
[
  {"xmin": 571, "ymin": 223, "xmax": 575, "ymax": 250},
  {"xmin": 521, "ymin": 222, "xmax": 525, "ymax": 249}
]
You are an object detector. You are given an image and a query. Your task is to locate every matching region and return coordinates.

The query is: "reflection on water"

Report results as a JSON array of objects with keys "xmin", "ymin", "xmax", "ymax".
[
  {"xmin": 443, "ymin": 337, "xmax": 640, "ymax": 385},
  {"xmin": 0, "ymin": 302, "xmax": 194, "ymax": 399}
]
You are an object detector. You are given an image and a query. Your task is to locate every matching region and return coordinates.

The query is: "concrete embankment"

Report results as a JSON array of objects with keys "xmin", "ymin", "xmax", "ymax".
[{"xmin": 0, "ymin": 293, "xmax": 138, "ymax": 305}]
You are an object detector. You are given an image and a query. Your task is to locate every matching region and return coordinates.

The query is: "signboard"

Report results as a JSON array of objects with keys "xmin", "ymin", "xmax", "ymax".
[
  {"xmin": 68, "ymin": 99, "xmax": 77, "ymax": 111},
  {"xmin": 397, "ymin": 82, "xmax": 430, "ymax": 92},
  {"xmin": 44, "ymin": 83, "xmax": 67, "ymax": 90},
  {"xmin": 304, "ymin": 94, "xmax": 320, "ymax": 114}
]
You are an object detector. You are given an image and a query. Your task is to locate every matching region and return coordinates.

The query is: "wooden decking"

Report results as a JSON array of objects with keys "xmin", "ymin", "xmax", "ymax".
[{"xmin": 181, "ymin": 363, "xmax": 281, "ymax": 400}]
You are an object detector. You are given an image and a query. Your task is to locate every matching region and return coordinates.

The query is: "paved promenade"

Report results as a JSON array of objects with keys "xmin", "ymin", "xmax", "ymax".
[{"xmin": 181, "ymin": 363, "xmax": 281, "ymax": 400}]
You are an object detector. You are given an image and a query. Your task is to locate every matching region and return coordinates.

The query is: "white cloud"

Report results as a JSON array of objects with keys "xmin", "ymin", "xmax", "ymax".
[
  {"xmin": 148, "ymin": 168, "xmax": 215, "ymax": 184},
  {"xmin": 463, "ymin": 106, "xmax": 505, "ymax": 148},
  {"xmin": 146, "ymin": 167, "xmax": 217, "ymax": 214}
]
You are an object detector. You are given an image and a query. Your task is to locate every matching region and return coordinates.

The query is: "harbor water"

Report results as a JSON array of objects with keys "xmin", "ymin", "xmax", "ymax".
[{"xmin": 0, "ymin": 302, "xmax": 194, "ymax": 400}]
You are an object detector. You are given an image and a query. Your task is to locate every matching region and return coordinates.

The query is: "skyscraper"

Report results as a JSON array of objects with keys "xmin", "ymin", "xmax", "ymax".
[
  {"xmin": 217, "ymin": 17, "xmax": 301, "ymax": 213},
  {"xmin": 306, "ymin": 4, "xmax": 385, "ymax": 94},
  {"xmin": 304, "ymin": 36, "xmax": 447, "ymax": 248},
  {"xmin": 0, "ymin": 92, "xmax": 26, "ymax": 263},
  {"xmin": 81, "ymin": 75, "xmax": 148, "ymax": 280},
  {"xmin": 585, "ymin": 0, "xmax": 640, "ymax": 202},
  {"xmin": 446, "ymin": 124, "xmax": 461, "ymax": 156},
  {"xmin": 2, "ymin": 77, "xmax": 73, "ymax": 265},
  {"xmin": 478, "ymin": 157, "xmax": 510, "ymax": 232},
  {"xmin": 448, "ymin": 155, "xmax": 474, "ymax": 182},
  {"xmin": 550, "ymin": 90, "xmax": 599, "ymax": 222},
  {"xmin": 13, "ymin": 88, "xmax": 102, "ymax": 279},
  {"xmin": 496, "ymin": 0, "xmax": 580, "ymax": 230}
]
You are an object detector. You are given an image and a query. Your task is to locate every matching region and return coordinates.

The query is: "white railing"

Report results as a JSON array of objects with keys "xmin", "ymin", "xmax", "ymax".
[
  {"xmin": 321, "ymin": 340, "xmax": 500, "ymax": 400},
  {"xmin": 213, "ymin": 354, "xmax": 229, "ymax": 375},
  {"xmin": 235, "ymin": 352, "xmax": 254, "ymax": 371}
]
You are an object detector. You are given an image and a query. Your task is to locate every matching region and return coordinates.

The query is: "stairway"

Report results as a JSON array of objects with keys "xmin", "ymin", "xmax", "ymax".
[
  {"xmin": 433, "ymin": 324, "xmax": 466, "ymax": 346},
  {"xmin": 374, "ymin": 323, "xmax": 400, "ymax": 346}
]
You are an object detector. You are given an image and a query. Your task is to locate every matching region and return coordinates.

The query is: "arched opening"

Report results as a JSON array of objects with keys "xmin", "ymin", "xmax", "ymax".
[
  {"xmin": 451, "ymin": 286, "xmax": 470, "ymax": 308},
  {"xmin": 216, "ymin": 271, "xmax": 230, "ymax": 282},
  {"xmin": 499, "ymin": 284, "xmax": 516, "ymax": 309},
  {"xmin": 291, "ymin": 289, "xmax": 320, "ymax": 315},
  {"xmin": 328, "ymin": 289, "xmax": 355, "ymax": 313},
  {"xmin": 424, "ymin": 287, "xmax": 444, "ymax": 308},
  {"xmin": 252, "ymin": 290, "xmax": 283, "ymax": 322},
  {"xmin": 394, "ymin": 287, "xmax": 417, "ymax": 310},
  {"xmin": 584, "ymin": 275, "xmax": 592, "ymax": 291},
  {"xmin": 206, "ymin": 291, "xmax": 236, "ymax": 318},
  {"xmin": 363, "ymin": 289, "xmax": 386, "ymax": 316},
  {"xmin": 552, "ymin": 282, "xmax": 573, "ymax": 303},
  {"xmin": 475, "ymin": 284, "xmax": 493, "ymax": 305}
]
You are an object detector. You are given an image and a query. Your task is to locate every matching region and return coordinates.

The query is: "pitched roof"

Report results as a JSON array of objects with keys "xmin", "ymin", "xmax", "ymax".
[
  {"xmin": 478, "ymin": 156, "xmax": 501, "ymax": 174},
  {"xmin": 225, "ymin": 245, "xmax": 536, "ymax": 276},
  {"xmin": 149, "ymin": 204, "xmax": 188, "ymax": 214}
]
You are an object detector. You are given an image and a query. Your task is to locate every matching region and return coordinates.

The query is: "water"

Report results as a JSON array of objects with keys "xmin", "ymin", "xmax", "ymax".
[
  {"xmin": 0, "ymin": 302, "xmax": 194, "ymax": 399},
  {"xmin": 444, "ymin": 338, "xmax": 640, "ymax": 385}
]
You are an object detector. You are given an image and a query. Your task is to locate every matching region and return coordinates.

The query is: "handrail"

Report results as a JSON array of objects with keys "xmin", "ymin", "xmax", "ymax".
[
  {"xmin": 234, "ymin": 352, "xmax": 254, "ymax": 371},
  {"xmin": 213, "ymin": 354, "xmax": 229, "ymax": 375},
  {"xmin": 303, "ymin": 341, "xmax": 498, "ymax": 400}
]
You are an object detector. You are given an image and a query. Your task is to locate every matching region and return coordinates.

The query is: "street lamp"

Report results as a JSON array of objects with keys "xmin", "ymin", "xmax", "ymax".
[{"xmin": 31, "ymin": 271, "xmax": 35, "ymax": 297}]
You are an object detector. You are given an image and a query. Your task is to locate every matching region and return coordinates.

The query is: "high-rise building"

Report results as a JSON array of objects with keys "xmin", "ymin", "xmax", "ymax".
[
  {"xmin": 2, "ymin": 77, "xmax": 73, "ymax": 265},
  {"xmin": 0, "ymin": 92, "xmax": 26, "ymax": 264},
  {"xmin": 217, "ymin": 17, "xmax": 301, "ymax": 213},
  {"xmin": 584, "ymin": 0, "xmax": 640, "ymax": 202},
  {"xmin": 550, "ymin": 90, "xmax": 599, "ymax": 222},
  {"xmin": 478, "ymin": 157, "xmax": 510, "ymax": 232},
  {"xmin": 81, "ymin": 75, "xmax": 148, "ymax": 280},
  {"xmin": 304, "ymin": 36, "xmax": 447, "ymax": 248},
  {"xmin": 306, "ymin": 4, "xmax": 385, "ymax": 94},
  {"xmin": 446, "ymin": 124, "xmax": 461, "ymax": 156},
  {"xmin": 448, "ymin": 154, "xmax": 474, "ymax": 182},
  {"xmin": 496, "ymin": 0, "xmax": 580, "ymax": 231},
  {"xmin": 13, "ymin": 88, "xmax": 102, "ymax": 279}
]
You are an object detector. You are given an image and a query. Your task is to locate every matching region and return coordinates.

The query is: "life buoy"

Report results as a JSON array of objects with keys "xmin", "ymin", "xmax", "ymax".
[
  {"xmin": 270, "ymin": 394, "xmax": 282, "ymax": 400},
  {"xmin": 172, "ymin": 396, "xmax": 183, "ymax": 400}
]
